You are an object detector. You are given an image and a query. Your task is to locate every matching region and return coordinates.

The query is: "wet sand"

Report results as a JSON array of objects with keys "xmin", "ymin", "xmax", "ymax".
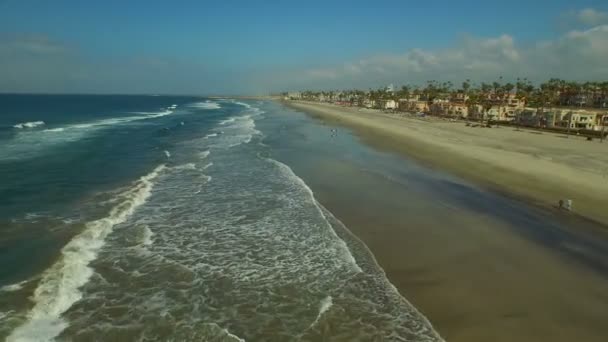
[
  {"xmin": 284, "ymin": 101, "xmax": 608, "ymax": 227},
  {"xmin": 278, "ymin": 101, "xmax": 608, "ymax": 342}
]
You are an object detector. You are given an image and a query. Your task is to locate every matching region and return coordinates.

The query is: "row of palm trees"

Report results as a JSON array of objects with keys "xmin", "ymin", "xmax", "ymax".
[{"xmin": 293, "ymin": 78, "xmax": 608, "ymax": 110}]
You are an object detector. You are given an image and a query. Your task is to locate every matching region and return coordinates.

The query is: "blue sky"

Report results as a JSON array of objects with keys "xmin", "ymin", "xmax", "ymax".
[{"xmin": 1, "ymin": 0, "xmax": 607, "ymax": 94}]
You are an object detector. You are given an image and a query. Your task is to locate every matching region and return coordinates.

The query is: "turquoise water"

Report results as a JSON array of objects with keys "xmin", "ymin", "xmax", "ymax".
[{"xmin": 0, "ymin": 95, "xmax": 443, "ymax": 341}]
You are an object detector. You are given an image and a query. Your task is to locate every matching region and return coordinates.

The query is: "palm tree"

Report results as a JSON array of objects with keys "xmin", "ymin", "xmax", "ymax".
[
  {"xmin": 462, "ymin": 79, "xmax": 471, "ymax": 95},
  {"xmin": 399, "ymin": 85, "xmax": 411, "ymax": 99}
]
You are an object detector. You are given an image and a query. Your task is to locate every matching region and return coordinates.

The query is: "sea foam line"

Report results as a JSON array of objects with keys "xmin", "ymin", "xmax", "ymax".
[
  {"xmin": 317, "ymin": 203, "xmax": 446, "ymax": 341},
  {"xmin": 267, "ymin": 157, "xmax": 444, "ymax": 340},
  {"xmin": 265, "ymin": 158, "xmax": 362, "ymax": 273},
  {"xmin": 234, "ymin": 101, "xmax": 252, "ymax": 109},
  {"xmin": 13, "ymin": 121, "xmax": 45, "ymax": 129},
  {"xmin": 0, "ymin": 280, "xmax": 29, "ymax": 292},
  {"xmin": 306, "ymin": 296, "xmax": 333, "ymax": 330},
  {"xmin": 190, "ymin": 101, "xmax": 221, "ymax": 110},
  {"xmin": 219, "ymin": 117, "xmax": 236, "ymax": 125},
  {"xmin": 39, "ymin": 110, "xmax": 173, "ymax": 133},
  {"xmin": 6, "ymin": 165, "xmax": 167, "ymax": 342}
]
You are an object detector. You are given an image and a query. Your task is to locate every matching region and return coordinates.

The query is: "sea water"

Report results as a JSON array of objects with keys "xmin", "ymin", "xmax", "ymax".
[{"xmin": 0, "ymin": 95, "xmax": 442, "ymax": 341}]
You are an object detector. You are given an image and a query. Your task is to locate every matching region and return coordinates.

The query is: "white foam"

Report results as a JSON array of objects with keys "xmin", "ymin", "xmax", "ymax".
[
  {"xmin": 190, "ymin": 101, "xmax": 221, "ymax": 110},
  {"xmin": 308, "ymin": 296, "xmax": 332, "ymax": 329},
  {"xmin": 0, "ymin": 311, "xmax": 12, "ymax": 321},
  {"xmin": 47, "ymin": 110, "xmax": 172, "ymax": 131},
  {"xmin": 6, "ymin": 165, "xmax": 166, "ymax": 342},
  {"xmin": 43, "ymin": 128, "xmax": 64, "ymax": 133},
  {"xmin": 204, "ymin": 133, "xmax": 218, "ymax": 139},
  {"xmin": 141, "ymin": 226, "xmax": 154, "ymax": 246},
  {"xmin": 202, "ymin": 162, "xmax": 213, "ymax": 170},
  {"xmin": 219, "ymin": 117, "xmax": 236, "ymax": 125},
  {"xmin": 319, "ymin": 295, "xmax": 333, "ymax": 316},
  {"xmin": 0, "ymin": 280, "xmax": 28, "ymax": 292},
  {"xmin": 223, "ymin": 329, "xmax": 246, "ymax": 342},
  {"xmin": 204, "ymin": 323, "xmax": 246, "ymax": 342},
  {"xmin": 13, "ymin": 121, "xmax": 45, "ymax": 129},
  {"xmin": 164, "ymin": 150, "xmax": 171, "ymax": 158},
  {"xmin": 132, "ymin": 109, "xmax": 173, "ymax": 118},
  {"xmin": 234, "ymin": 101, "xmax": 251, "ymax": 109},
  {"xmin": 266, "ymin": 158, "xmax": 362, "ymax": 273},
  {"xmin": 317, "ymin": 204, "xmax": 446, "ymax": 341},
  {"xmin": 198, "ymin": 151, "xmax": 210, "ymax": 159},
  {"xmin": 210, "ymin": 114, "xmax": 261, "ymax": 149},
  {"xmin": 173, "ymin": 163, "xmax": 197, "ymax": 171},
  {"xmin": 2, "ymin": 110, "xmax": 176, "ymax": 162}
]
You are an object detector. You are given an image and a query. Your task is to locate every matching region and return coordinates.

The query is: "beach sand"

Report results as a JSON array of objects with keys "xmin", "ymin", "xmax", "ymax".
[
  {"xmin": 285, "ymin": 101, "xmax": 608, "ymax": 227},
  {"xmin": 280, "ymin": 101, "xmax": 608, "ymax": 342}
]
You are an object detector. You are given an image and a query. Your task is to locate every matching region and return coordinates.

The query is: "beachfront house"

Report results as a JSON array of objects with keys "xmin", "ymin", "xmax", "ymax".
[
  {"xmin": 486, "ymin": 106, "xmax": 501, "ymax": 122},
  {"xmin": 378, "ymin": 99, "xmax": 398, "ymax": 110},
  {"xmin": 428, "ymin": 98, "xmax": 448, "ymax": 116},
  {"xmin": 287, "ymin": 92, "xmax": 302, "ymax": 100},
  {"xmin": 447, "ymin": 103, "xmax": 468, "ymax": 118},
  {"xmin": 556, "ymin": 110, "xmax": 600, "ymax": 130},
  {"xmin": 413, "ymin": 100, "xmax": 429, "ymax": 113},
  {"xmin": 517, "ymin": 108, "xmax": 540, "ymax": 127},
  {"xmin": 397, "ymin": 96, "xmax": 428, "ymax": 113},
  {"xmin": 598, "ymin": 114, "xmax": 608, "ymax": 132},
  {"xmin": 363, "ymin": 99, "xmax": 376, "ymax": 108},
  {"xmin": 540, "ymin": 109, "xmax": 569, "ymax": 128}
]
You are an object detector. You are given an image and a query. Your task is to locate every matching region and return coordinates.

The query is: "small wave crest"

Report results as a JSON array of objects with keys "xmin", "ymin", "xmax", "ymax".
[
  {"xmin": 307, "ymin": 296, "xmax": 333, "ymax": 329},
  {"xmin": 132, "ymin": 109, "xmax": 174, "ymax": 118},
  {"xmin": 219, "ymin": 117, "xmax": 236, "ymax": 125},
  {"xmin": 209, "ymin": 113, "xmax": 262, "ymax": 149},
  {"xmin": 140, "ymin": 225, "xmax": 154, "ymax": 246},
  {"xmin": 234, "ymin": 101, "xmax": 251, "ymax": 109},
  {"xmin": 43, "ymin": 127, "xmax": 64, "ymax": 133},
  {"xmin": 199, "ymin": 151, "xmax": 210, "ymax": 159},
  {"xmin": 173, "ymin": 163, "xmax": 197, "ymax": 171},
  {"xmin": 6, "ymin": 165, "xmax": 167, "ymax": 342},
  {"xmin": 13, "ymin": 121, "xmax": 45, "ymax": 129},
  {"xmin": 0, "ymin": 280, "xmax": 29, "ymax": 292},
  {"xmin": 190, "ymin": 101, "xmax": 221, "ymax": 110}
]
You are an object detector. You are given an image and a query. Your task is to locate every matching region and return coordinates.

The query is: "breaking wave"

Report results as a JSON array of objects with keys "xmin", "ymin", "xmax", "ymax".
[
  {"xmin": 13, "ymin": 121, "xmax": 45, "ymax": 129},
  {"xmin": 219, "ymin": 117, "xmax": 236, "ymax": 125},
  {"xmin": 190, "ymin": 101, "xmax": 221, "ymax": 110},
  {"xmin": 1, "ymin": 109, "xmax": 174, "ymax": 162},
  {"xmin": 6, "ymin": 165, "xmax": 167, "ymax": 342},
  {"xmin": 0, "ymin": 280, "xmax": 29, "ymax": 293}
]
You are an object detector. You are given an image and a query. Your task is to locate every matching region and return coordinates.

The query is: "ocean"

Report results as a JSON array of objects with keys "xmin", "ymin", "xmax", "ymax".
[{"xmin": 0, "ymin": 95, "xmax": 443, "ymax": 341}]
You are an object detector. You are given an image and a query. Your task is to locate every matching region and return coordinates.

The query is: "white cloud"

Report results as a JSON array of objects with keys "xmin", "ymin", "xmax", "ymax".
[
  {"xmin": 576, "ymin": 8, "xmax": 608, "ymax": 26},
  {"xmin": 2, "ymin": 14, "xmax": 607, "ymax": 95},
  {"xmin": 282, "ymin": 24, "xmax": 608, "ymax": 90}
]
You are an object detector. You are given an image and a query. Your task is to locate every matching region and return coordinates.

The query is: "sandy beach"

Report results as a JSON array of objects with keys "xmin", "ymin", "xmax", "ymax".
[
  {"xmin": 277, "ymin": 100, "xmax": 608, "ymax": 342},
  {"xmin": 284, "ymin": 101, "xmax": 608, "ymax": 227}
]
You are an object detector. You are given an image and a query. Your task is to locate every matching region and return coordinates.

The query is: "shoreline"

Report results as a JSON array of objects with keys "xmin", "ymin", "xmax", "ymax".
[
  {"xmin": 281, "ymin": 100, "xmax": 608, "ymax": 229},
  {"xmin": 273, "ymin": 100, "xmax": 608, "ymax": 341}
]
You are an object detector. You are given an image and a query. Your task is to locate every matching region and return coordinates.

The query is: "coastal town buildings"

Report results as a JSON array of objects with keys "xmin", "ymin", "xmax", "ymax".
[{"xmin": 286, "ymin": 80, "xmax": 608, "ymax": 133}]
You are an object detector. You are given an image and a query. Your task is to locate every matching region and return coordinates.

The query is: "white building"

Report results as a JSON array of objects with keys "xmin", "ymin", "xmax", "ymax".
[
  {"xmin": 379, "ymin": 99, "xmax": 397, "ymax": 110},
  {"xmin": 557, "ymin": 110, "xmax": 600, "ymax": 130}
]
